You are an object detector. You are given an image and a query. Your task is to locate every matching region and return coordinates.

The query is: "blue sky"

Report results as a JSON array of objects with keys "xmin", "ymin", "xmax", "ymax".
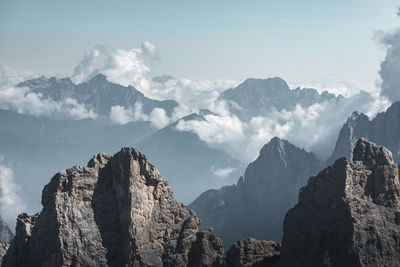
[{"xmin": 0, "ymin": 0, "xmax": 399, "ymax": 87}]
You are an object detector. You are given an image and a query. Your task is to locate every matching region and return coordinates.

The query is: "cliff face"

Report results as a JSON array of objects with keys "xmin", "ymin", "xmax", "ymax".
[
  {"xmin": 279, "ymin": 138, "xmax": 400, "ymax": 267},
  {"xmin": 189, "ymin": 137, "xmax": 320, "ymax": 246},
  {"xmin": 329, "ymin": 102, "xmax": 400, "ymax": 164},
  {"xmin": 1, "ymin": 148, "xmax": 224, "ymax": 267}
]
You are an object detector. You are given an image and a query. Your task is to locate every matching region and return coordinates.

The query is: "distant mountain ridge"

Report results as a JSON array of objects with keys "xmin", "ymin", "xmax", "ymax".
[
  {"xmin": 219, "ymin": 77, "xmax": 342, "ymax": 119},
  {"xmin": 189, "ymin": 137, "xmax": 320, "ymax": 247},
  {"xmin": 18, "ymin": 74, "xmax": 179, "ymax": 116},
  {"xmin": 328, "ymin": 101, "xmax": 400, "ymax": 164}
]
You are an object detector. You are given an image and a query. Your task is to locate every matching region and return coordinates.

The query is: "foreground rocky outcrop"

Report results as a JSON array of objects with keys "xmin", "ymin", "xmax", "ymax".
[
  {"xmin": 1, "ymin": 148, "xmax": 226, "ymax": 267},
  {"xmin": 279, "ymin": 138, "xmax": 400, "ymax": 266},
  {"xmin": 226, "ymin": 238, "xmax": 280, "ymax": 267},
  {"xmin": 3, "ymin": 138, "xmax": 399, "ymax": 266},
  {"xmin": 189, "ymin": 137, "xmax": 320, "ymax": 246}
]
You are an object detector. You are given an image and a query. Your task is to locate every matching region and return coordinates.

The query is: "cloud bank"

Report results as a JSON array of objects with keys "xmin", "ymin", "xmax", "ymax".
[
  {"xmin": 0, "ymin": 161, "xmax": 26, "ymax": 227},
  {"xmin": 379, "ymin": 8, "xmax": 400, "ymax": 102},
  {"xmin": 0, "ymin": 66, "xmax": 97, "ymax": 120}
]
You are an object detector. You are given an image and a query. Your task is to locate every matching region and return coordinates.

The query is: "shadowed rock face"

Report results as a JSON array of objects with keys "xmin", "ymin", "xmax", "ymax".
[
  {"xmin": 279, "ymin": 138, "xmax": 400, "ymax": 267},
  {"xmin": 189, "ymin": 137, "xmax": 320, "ymax": 246},
  {"xmin": 226, "ymin": 238, "xmax": 280, "ymax": 267},
  {"xmin": 1, "ymin": 148, "xmax": 224, "ymax": 267},
  {"xmin": 329, "ymin": 102, "xmax": 400, "ymax": 164}
]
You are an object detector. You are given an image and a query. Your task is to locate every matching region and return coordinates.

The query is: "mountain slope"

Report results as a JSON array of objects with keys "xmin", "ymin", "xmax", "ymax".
[
  {"xmin": 136, "ymin": 113, "xmax": 245, "ymax": 203},
  {"xmin": 18, "ymin": 74, "xmax": 178, "ymax": 116},
  {"xmin": 279, "ymin": 139, "xmax": 400, "ymax": 266},
  {"xmin": 328, "ymin": 101, "xmax": 400, "ymax": 163},
  {"xmin": 189, "ymin": 137, "xmax": 320, "ymax": 247},
  {"xmin": 219, "ymin": 77, "xmax": 341, "ymax": 119}
]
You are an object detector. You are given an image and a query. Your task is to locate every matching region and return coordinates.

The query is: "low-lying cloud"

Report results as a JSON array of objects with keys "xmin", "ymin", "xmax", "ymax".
[
  {"xmin": 0, "ymin": 161, "xmax": 26, "ymax": 227},
  {"xmin": 174, "ymin": 91, "xmax": 389, "ymax": 162},
  {"xmin": 211, "ymin": 166, "xmax": 237, "ymax": 178},
  {"xmin": 0, "ymin": 66, "xmax": 97, "ymax": 120}
]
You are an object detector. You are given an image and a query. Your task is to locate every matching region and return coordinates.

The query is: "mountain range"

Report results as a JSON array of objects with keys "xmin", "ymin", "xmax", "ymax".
[
  {"xmin": 18, "ymin": 74, "xmax": 178, "ymax": 117},
  {"xmin": 219, "ymin": 77, "xmax": 342, "ymax": 119},
  {"xmin": 189, "ymin": 137, "xmax": 320, "ymax": 246},
  {"xmin": 328, "ymin": 101, "xmax": 400, "ymax": 163},
  {"xmin": 1, "ymin": 138, "xmax": 399, "ymax": 266}
]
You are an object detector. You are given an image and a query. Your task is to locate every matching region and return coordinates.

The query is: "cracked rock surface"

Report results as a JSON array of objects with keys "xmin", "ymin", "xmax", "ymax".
[{"xmin": 1, "ymin": 148, "xmax": 224, "ymax": 267}]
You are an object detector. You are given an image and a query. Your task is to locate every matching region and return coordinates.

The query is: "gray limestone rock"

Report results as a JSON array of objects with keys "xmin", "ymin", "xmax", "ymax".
[
  {"xmin": 329, "ymin": 102, "xmax": 400, "ymax": 164},
  {"xmin": 1, "ymin": 148, "xmax": 224, "ymax": 267},
  {"xmin": 226, "ymin": 238, "xmax": 280, "ymax": 267},
  {"xmin": 279, "ymin": 138, "xmax": 400, "ymax": 267}
]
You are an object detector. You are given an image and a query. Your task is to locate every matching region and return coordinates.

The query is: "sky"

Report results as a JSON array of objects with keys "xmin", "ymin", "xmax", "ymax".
[{"xmin": 1, "ymin": 0, "xmax": 399, "ymax": 89}]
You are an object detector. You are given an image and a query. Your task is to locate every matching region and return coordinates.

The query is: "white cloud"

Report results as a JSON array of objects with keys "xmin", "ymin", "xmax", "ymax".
[
  {"xmin": 71, "ymin": 42, "xmax": 155, "ymax": 90},
  {"xmin": 141, "ymin": 40, "xmax": 160, "ymax": 60},
  {"xmin": 149, "ymin": 108, "xmax": 170, "ymax": 128},
  {"xmin": 145, "ymin": 78, "xmax": 239, "ymax": 111},
  {"xmin": 175, "ymin": 113, "xmax": 245, "ymax": 144},
  {"xmin": 109, "ymin": 104, "xmax": 171, "ymax": 128},
  {"xmin": 211, "ymin": 166, "xmax": 236, "ymax": 178},
  {"xmin": 0, "ymin": 66, "xmax": 97, "ymax": 120},
  {"xmin": 0, "ymin": 162, "xmax": 26, "ymax": 227},
  {"xmin": 378, "ymin": 17, "xmax": 400, "ymax": 102},
  {"xmin": 173, "ymin": 90, "xmax": 389, "ymax": 162},
  {"xmin": 0, "ymin": 85, "xmax": 97, "ymax": 120}
]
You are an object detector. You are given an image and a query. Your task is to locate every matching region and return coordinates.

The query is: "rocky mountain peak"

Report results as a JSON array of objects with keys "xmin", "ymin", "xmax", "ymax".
[
  {"xmin": 1, "ymin": 147, "xmax": 225, "ymax": 266},
  {"xmin": 353, "ymin": 138, "xmax": 394, "ymax": 168},
  {"xmin": 87, "ymin": 73, "xmax": 108, "ymax": 83},
  {"xmin": 189, "ymin": 137, "xmax": 320, "ymax": 246},
  {"xmin": 279, "ymin": 138, "xmax": 400, "ymax": 266}
]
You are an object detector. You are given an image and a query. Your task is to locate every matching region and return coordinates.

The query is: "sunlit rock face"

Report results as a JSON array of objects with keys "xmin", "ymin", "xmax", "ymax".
[
  {"xmin": 1, "ymin": 148, "xmax": 224, "ymax": 267},
  {"xmin": 279, "ymin": 138, "xmax": 400, "ymax": 267}
]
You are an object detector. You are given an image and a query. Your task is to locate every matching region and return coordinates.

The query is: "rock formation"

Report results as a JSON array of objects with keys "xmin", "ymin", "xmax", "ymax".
[
  {"xmin": 1, "ymin": 148, "xmax": 225, "ymax": 266},
  {"xmin": 328, "ymin": 101, "xmax": 400, "ymax": 164},
  {"xmin": 225, "ymin": 238, "xmax": 280, "ymax": 267},
  {"xmin": 279, "ymin": 138, "xmax": 400, "ymax": 266},
  {"xmin": 189, "ymin": 137, "xmax": 320, "ymax": 246}
]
